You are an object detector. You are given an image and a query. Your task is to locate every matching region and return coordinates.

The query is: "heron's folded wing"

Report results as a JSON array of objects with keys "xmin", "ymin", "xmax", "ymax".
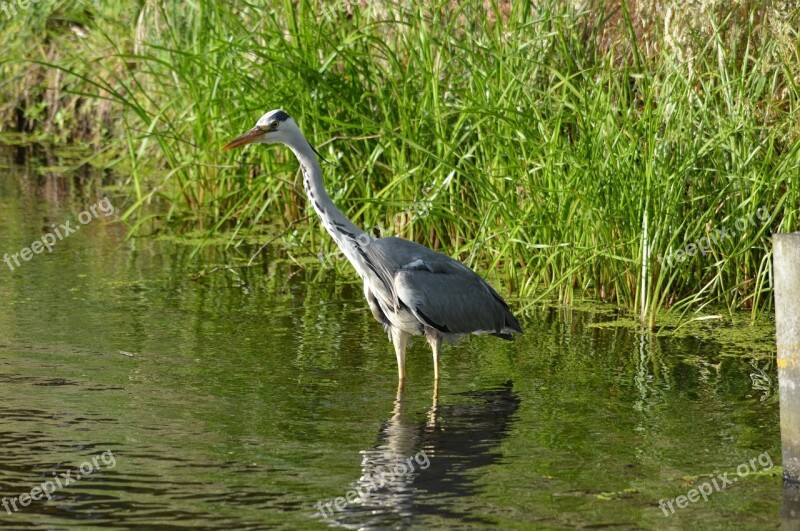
[
  {"xmin": 393, "ymin": 267, "xmax": 519, "ymax": 335},
  {"xmin": 361, "ymin": 236, "xmax": 522, "ymax": 335}
]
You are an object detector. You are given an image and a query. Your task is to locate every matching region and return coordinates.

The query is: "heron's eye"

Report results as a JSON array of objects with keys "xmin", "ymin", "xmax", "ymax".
[{"xmin": 270, "ymin": 121, "xmax": 279, "ymax": 130}]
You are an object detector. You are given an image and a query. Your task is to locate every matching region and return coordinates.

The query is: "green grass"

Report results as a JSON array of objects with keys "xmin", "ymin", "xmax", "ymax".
[{"xmin": 1, "ymin": 0, "xmax": 798, "ymax": 325}]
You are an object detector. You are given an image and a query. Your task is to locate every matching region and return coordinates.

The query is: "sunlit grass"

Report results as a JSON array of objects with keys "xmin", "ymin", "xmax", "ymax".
[{"xmin": 1, "ymin": 0, "xmax": 798, "ymax": 325}]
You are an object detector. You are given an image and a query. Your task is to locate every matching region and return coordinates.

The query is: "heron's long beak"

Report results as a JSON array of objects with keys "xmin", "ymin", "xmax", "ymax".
[{"xmin": 221, "ymin": 127, "xmax": 264, "ymax": 151}]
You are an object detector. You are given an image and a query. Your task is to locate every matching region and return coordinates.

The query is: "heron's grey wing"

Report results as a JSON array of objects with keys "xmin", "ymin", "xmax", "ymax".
[
  {"xmin": 393, "ymin": 265, "xmax": 522, "ymax": 337},
  {"xmin": 362, "ymin": 237, "xmax": 523, "ymax": 337}
]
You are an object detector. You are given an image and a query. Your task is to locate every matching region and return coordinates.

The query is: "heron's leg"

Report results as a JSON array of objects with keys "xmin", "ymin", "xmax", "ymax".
[
  {"xmin": 427, "ymin": 334, "xmax": 442, "ymax": 380},
  {"xmin": 391, "ymin": 328, "xmax": 410, "ymax": 382}
]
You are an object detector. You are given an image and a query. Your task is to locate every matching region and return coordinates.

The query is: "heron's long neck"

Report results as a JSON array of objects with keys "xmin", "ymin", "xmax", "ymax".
[{"xmin": 286, "ymin": 138, "xmax": 365, "ymax": 251}]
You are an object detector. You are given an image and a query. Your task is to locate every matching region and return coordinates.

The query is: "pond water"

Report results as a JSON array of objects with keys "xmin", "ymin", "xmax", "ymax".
[{"xmin": 0, "ymin": 148, "xmax": 788, "ymax": 529}]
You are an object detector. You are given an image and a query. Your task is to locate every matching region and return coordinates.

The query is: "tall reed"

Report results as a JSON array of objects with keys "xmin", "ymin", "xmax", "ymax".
[{"xmin": 1, "ymin": 0, "xmax": 797, "ymax": 324}]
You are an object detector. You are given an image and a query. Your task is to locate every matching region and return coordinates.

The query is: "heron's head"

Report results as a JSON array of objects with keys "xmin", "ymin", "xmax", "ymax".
[{"xmin": 221, "ymin": 109, "xmax": 299, "ymax": 150}]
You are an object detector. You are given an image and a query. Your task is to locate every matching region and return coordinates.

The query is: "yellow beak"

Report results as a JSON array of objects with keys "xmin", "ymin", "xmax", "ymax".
[{"xmin": 221, "ymin": 127, "xmax": 265, "ymax": 151}]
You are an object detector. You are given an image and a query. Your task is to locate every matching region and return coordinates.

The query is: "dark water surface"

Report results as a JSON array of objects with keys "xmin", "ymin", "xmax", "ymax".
[{"xmin": 0, "ymin": 150, "xmax": 784, "ymax": 529}]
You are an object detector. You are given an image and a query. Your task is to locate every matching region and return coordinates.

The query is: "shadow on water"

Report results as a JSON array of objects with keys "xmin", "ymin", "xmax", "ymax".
[{"xmin": 320, "ymin": 381, "xmax": 521, "ymax": 528}]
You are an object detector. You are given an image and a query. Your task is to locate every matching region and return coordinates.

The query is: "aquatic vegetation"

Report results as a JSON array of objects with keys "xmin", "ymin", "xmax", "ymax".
[{"xmin": 1, "ymin": 0, "xmax": 798, "ymax": 325}]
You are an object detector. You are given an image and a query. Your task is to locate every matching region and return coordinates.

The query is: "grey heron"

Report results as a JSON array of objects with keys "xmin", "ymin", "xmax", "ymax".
[{"xmin": 222, "ymin": 109, "xmax": 523, "ymax": 382}]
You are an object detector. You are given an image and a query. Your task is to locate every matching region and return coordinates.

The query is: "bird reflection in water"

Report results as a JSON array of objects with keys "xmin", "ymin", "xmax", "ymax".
[{"xmin": 316, "ymin": 381, "xmax": 521, "ymax": 528}]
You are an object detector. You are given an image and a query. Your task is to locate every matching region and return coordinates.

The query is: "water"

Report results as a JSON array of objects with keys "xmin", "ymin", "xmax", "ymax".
[{"xmin": 0, "ymin": 148, "xmax": 786, "ymax": 529}]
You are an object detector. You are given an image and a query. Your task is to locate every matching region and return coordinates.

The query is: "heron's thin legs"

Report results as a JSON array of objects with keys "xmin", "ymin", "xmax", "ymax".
[
  {"xmin": 427, "ymin": 335, "xmax": 442, "ymax": 380},
  {"xmin": 392, "ymin": 328, "xmax": 410, "ymax": 381}
]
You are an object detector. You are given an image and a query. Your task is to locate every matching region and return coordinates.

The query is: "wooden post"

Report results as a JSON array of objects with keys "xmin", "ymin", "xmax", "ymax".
[
  {"xmin": 784, "ymin": 481, "xmax": 800, "ymax": 522},
  {"xmin": 774, "ymin": 233, "xmax": 800, "ymax": 485}
]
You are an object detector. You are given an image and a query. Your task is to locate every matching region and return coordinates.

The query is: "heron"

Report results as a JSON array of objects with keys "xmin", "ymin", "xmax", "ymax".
[{"xmin": 222, "ymin": 109, "xmax": 523, "ymax": 382}]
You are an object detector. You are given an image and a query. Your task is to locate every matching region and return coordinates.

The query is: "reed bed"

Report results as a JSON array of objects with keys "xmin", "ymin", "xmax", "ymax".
[{"xmin": 1, "ymin": 0, "xmax": 798, "ymax": 325}]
